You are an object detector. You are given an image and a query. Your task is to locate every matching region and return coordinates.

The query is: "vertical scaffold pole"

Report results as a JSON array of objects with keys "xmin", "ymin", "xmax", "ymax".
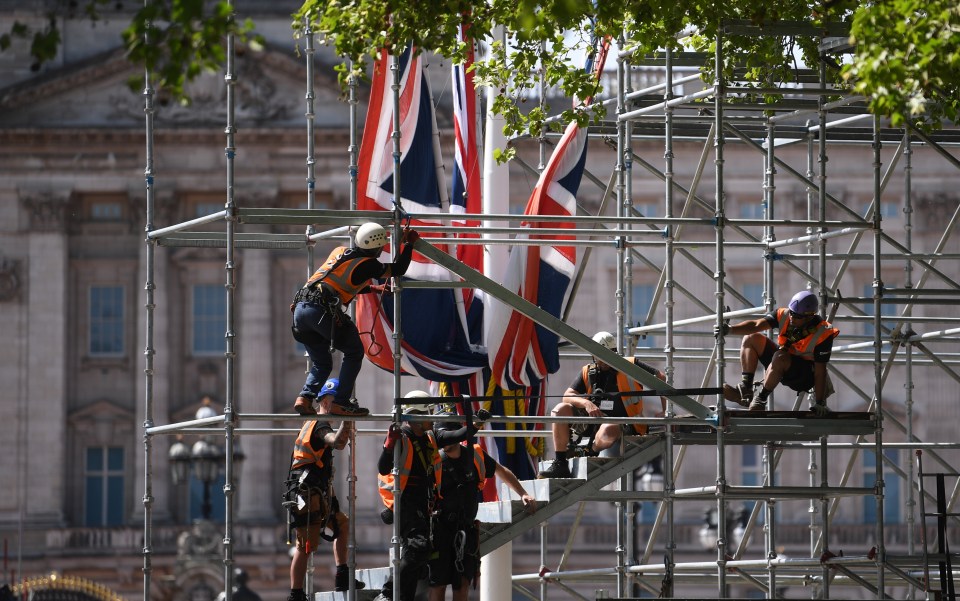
[
  {"xmin": 817, "ymin": 57, "xmax": 831, "ymax": 599},
  {"xmin": 661, "ymin": 44, "xmax": 677, "ymax": 600},
  {"xmin": 388, "ymin": 51, "xmax": 403, "ymax": 601},
  {"xmin": 903, "ymin": 131, "xmax": 917, "ymax": 600},
  {"xmin": 614, "ymin": 35, "xmax": 628, "ymax": 601},
  {"xmin": 872, "ymin": 114, "xmax": 887, "ymax": 599},
  {"xmin": 347, "ymin": 55, "xmax": 360, "ymax": 598},
  {"xmin": 304, "ymin": 20, "xmax": 317, "ymax": 274},
  {"xmin": 141, "ymin": 1, "xmax": 157, "ymax": 597},
  {"xmin": 222, "ymin": 2, "xmax": 238, "ymax": 598},
  {"xmin": 712, "ymin": 26, "xmax": 729, "ymax": 599}
]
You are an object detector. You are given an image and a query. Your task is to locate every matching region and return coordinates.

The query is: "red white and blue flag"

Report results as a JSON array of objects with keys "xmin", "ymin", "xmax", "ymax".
[{"xmin": 355, "ymin": 46, "xmax": 487, "ymax": 381}]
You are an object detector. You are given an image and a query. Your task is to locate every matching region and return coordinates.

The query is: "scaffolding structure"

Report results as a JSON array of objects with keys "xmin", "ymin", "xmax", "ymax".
[{"xmin": 139, "ymin": 15, "xmax": 960, "ymax": 601}]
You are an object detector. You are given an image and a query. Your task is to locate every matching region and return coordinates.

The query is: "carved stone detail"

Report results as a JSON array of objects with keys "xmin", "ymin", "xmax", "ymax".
[
  {"xmin": 19, "ymin": 189, "xmax": 71, "ymax": 232},
  {"xmin": 0, "ymin": 258, "xmax": 23, "ymax": 302},
  {"xmin": 109, "ymin": 51, "xmax": 297, "ymax": 126}
]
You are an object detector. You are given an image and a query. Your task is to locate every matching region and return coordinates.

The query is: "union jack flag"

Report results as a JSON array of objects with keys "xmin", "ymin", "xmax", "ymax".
[{"xmin": 354, "ymin": 46, "xmax": 486, "ymax": 381}]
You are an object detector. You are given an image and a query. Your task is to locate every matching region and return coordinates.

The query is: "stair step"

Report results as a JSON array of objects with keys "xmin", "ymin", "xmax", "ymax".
[
  {"xmin": 499, "ymin": 478, "xmax": 565, "ymax": 502},
  {"xmin": 351, "ymin": 567, "xmax": 390, "ymax": 591},
  {"xmin": 477, "ymin": 499, "xmax": 539, "ymax": 523},
  {"xmin": 314, "ymin": 589, "xmax": 380, "ymax": 601}
]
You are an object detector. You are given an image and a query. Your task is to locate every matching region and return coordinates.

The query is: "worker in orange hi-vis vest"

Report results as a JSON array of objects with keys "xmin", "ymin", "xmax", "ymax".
[
  {"xmin": 716, "ymin": 289, "xmax": 839, "ymax": 414},
  {"xmin": 538, "ymin": 331, "xmax": 667, "ymax": 480},
  {"xmin": 290, "ymin": 223, "xmax": 419, "ymax": 417},
  {"xmin": 283, "ymin": 378, "xmax": 364, "ymax": 600}
]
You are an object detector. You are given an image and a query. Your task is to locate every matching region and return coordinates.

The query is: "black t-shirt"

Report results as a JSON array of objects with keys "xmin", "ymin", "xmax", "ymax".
[
  {"xmin": 436, "ymin": 447, "xmax": 497, "ymax": 523},
  {"xmin": 568, "ymin": 360, "xmax": 659, "ymax": 418},
  {"xmin": 570, "ymin": 366, "xmax": 627, "ymax": 417}
]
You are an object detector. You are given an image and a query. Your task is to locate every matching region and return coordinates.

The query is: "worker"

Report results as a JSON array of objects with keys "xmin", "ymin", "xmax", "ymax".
[
  {"xmin": 428, "ymin": 412, "xmax": 536, "ymax": 601},
  {"xmin": 538, "ymin": 331, "xmax": 666, "ymax": 479},
  {"xmin": 716, "ymin": 289, "xmax": 839, "ymax": 414},
  {"xmin": 290, "ymin": 222, "xmax": 419, "ymax": 416},
  {"xmin": 284, "ymin": 378, "xmax": 364, "ymax": 600},
  {"xmin": 373, "ymin": 392, "xmax": 480, "ymax": 601}
]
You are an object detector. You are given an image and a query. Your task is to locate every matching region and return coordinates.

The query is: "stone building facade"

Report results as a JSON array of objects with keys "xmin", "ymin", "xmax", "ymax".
[{"xmin": 3, "ymin": 2, "xmax": 960, "ymax": 600}]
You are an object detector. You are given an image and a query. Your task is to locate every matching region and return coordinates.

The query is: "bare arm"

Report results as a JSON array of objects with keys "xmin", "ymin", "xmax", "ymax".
[
  {"xmin": 656, "ymin": 370, "xmax": 668, "ymax": 415},
  {"xmin": 493, "ymin": 462, "xmax": 537, "ymax": 513},
  {"xmin": 323, "ymin": 421, "xmax": 353, "ymax": 451},
  {"xmin": 562, "ymin": 387, "xmax": 602, "ymax": 417},
  {"xmin": 728, "ymin": 318, "xmax": 773, "ymax": 337}
]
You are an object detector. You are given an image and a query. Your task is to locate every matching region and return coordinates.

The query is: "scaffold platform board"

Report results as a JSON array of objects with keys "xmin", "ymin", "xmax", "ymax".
[{"xmin": 670, "ymin": 411, "xmax": 875, "ymax": 444}]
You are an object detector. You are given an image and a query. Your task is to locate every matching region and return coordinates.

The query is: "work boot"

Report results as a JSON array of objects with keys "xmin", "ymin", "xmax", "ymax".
[
  {"xmin": 538, "ymin": 459, "xmax": 572, "ymax": 479},
  {"xmin": 748, "ymin": 392, "xmax": 767, "ymax": 412},
  {"xmin": 286, "ymin": 589, "xmax": 308, "ymax": 601},
  {"xmin": 722, "ymin": 383, "xmax": 752, "ymax": 408},
  {"xmin": 329, "ymin": 399, "xmax": 370, "ymax": 416},
  {"xmin": 293, "ymin": 396, "xmax": 316, "ymax": 416},
  {"xmin": 810, "ymin": 402, "xmax": 831, "ymax": 417},
  {"xmin": 334, "ymin": 570, "xmax": 366, "ymax": 592}
]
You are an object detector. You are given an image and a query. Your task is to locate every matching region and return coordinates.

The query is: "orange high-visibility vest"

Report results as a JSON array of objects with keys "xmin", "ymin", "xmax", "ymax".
[
  {"xmin": 304, "ymin": 246, "xmax": 376, "ymax": 305},
  {"xmin": 377, "ymin": 431, "xmax": 441, "ymax": 510},
  {"xmin": 581, "ymin": 357, "xmax": 658, "ymax": 435},
  {"xmin": 775, "ymin": 308, "xmax": 839, "ymax": 360},
  {"xmin": 291, "ymin": 420, "xmax": 328, "ymax": 470}
]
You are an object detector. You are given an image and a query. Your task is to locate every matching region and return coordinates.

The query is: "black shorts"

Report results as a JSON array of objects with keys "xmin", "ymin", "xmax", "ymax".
[
  {"xmin": 428, "ymin": 521, "xmax": 479, "ymax": 588},
  {"xmin": 759, "ymin": 342, "xmax": 816, "ymax": 393}
]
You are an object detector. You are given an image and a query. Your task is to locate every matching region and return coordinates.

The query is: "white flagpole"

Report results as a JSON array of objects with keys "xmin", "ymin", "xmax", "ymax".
[{"xmin": 480, "ymin": 24, "xmax": 514, "ymax": 601}]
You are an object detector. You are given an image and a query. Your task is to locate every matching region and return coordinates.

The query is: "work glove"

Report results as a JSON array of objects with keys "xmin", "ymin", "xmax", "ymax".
[
  {"xmin": 713, "ymin": 321, "xmax": 730, "ymax": 340},
  {"xmin": 810, "ymin": 402, "xmax": 831, "ymax": 417},
  {"xmin": 383, "ymin": 423, "xmax": 402, "ymax": 450},
  {"xmin": 475, "ymin": 408, "xmax": 492, "ymax": 422},
  {"xmin": 404, "ymin": 229, "xmax": 420, "ymax": 244}
]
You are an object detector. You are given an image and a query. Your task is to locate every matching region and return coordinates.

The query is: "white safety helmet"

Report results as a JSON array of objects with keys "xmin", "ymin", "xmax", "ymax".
[
  {"xmin": 355, "ymin": 222, "xmax": 388, "ymax": 250},
  {"xmin": 593, "ymin": 330, "xmax": 617, "ymax": 352},
  {"xmin": 402, "ymin": 390, "xmax": 432, "ymax": 414}
]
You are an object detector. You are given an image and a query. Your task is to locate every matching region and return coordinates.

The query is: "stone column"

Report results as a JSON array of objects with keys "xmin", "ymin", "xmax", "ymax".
[
  {"xmin": 20, "ymin": 190, "xmax": 70, "ymax": 525},
  {"xmin": 236, "ymin": 246, "xmax": 276, "ymax": 522}
]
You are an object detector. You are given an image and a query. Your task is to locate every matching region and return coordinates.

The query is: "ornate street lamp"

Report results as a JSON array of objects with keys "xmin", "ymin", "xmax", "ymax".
[{"xmin": 168, "ymin": 400, "xmax": 242, "ymax": 522}]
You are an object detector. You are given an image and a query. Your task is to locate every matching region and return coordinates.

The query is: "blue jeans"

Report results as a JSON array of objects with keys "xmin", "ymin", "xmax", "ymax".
[{"xmin": 292, "ymin": 301, "xmax": 364, "ymax": 405}]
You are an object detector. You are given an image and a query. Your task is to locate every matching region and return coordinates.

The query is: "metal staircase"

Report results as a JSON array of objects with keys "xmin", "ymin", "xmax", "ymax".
[{"xmin": 477, "ymin": 435, "xmax": 665, "ymax": 555}]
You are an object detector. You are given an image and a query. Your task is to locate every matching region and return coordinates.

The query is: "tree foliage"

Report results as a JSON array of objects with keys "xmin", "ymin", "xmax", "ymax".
[{"xmin": 3, "ymin": 1, "xmax": 958, "ymax": 131}]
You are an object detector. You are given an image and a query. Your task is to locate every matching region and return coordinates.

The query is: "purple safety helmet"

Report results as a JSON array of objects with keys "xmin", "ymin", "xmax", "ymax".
[{"xmin": 788, "ymin": 290, "xmax": 818, "ymax": 315}]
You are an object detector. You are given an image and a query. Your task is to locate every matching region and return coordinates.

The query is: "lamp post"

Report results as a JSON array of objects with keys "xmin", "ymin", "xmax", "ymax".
[{"xmin": 168, "ymin": 401, "xmax": 243, "ymax": 521}]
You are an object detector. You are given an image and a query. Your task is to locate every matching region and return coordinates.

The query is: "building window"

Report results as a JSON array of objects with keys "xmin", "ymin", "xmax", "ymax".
[
  {"xmin": 89, "ymin": 286, "xmax": 124, "ymax": 356},
  {"xmin": 863, "ymin": 449, "xmax": 901, "ymax": 524},
  {"xmin": 742, "ymin": 283, "xmax": 765, "ymax": 309},
  {"xmin": 85, "ymin": 447, "xmax": 124, "ymax": 526},
  {"xmin": 741, "ymin": 445, "xmax": 761, "ymax": 513},
  {"xmin": 91, "ymin": 201, "xmax": 123, "ymax": 220},
  {"xmin": 862, "ymin": 202, "xmax": 900, "ymax": 219},
  {"xmin": 193, "ymin": 284, "xmax": 226, "ymax": 355},
  {"xmin": 189, "ymin": 473, "xmax": 226, "ymax": 523},
  {"xmin": 632, "ymin": 284, "xmax": 656, "ymax": 348},
  {"xmin": 739, "ymin": 202, "xmax": 765, "ymax": 219},
  {"xmin": 195, "ymin": 203, "xmax": 224, "ymax": 218},
  {"xmin": 635, "ymin": 203, "xmax": 661, "ymax": 218}
]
